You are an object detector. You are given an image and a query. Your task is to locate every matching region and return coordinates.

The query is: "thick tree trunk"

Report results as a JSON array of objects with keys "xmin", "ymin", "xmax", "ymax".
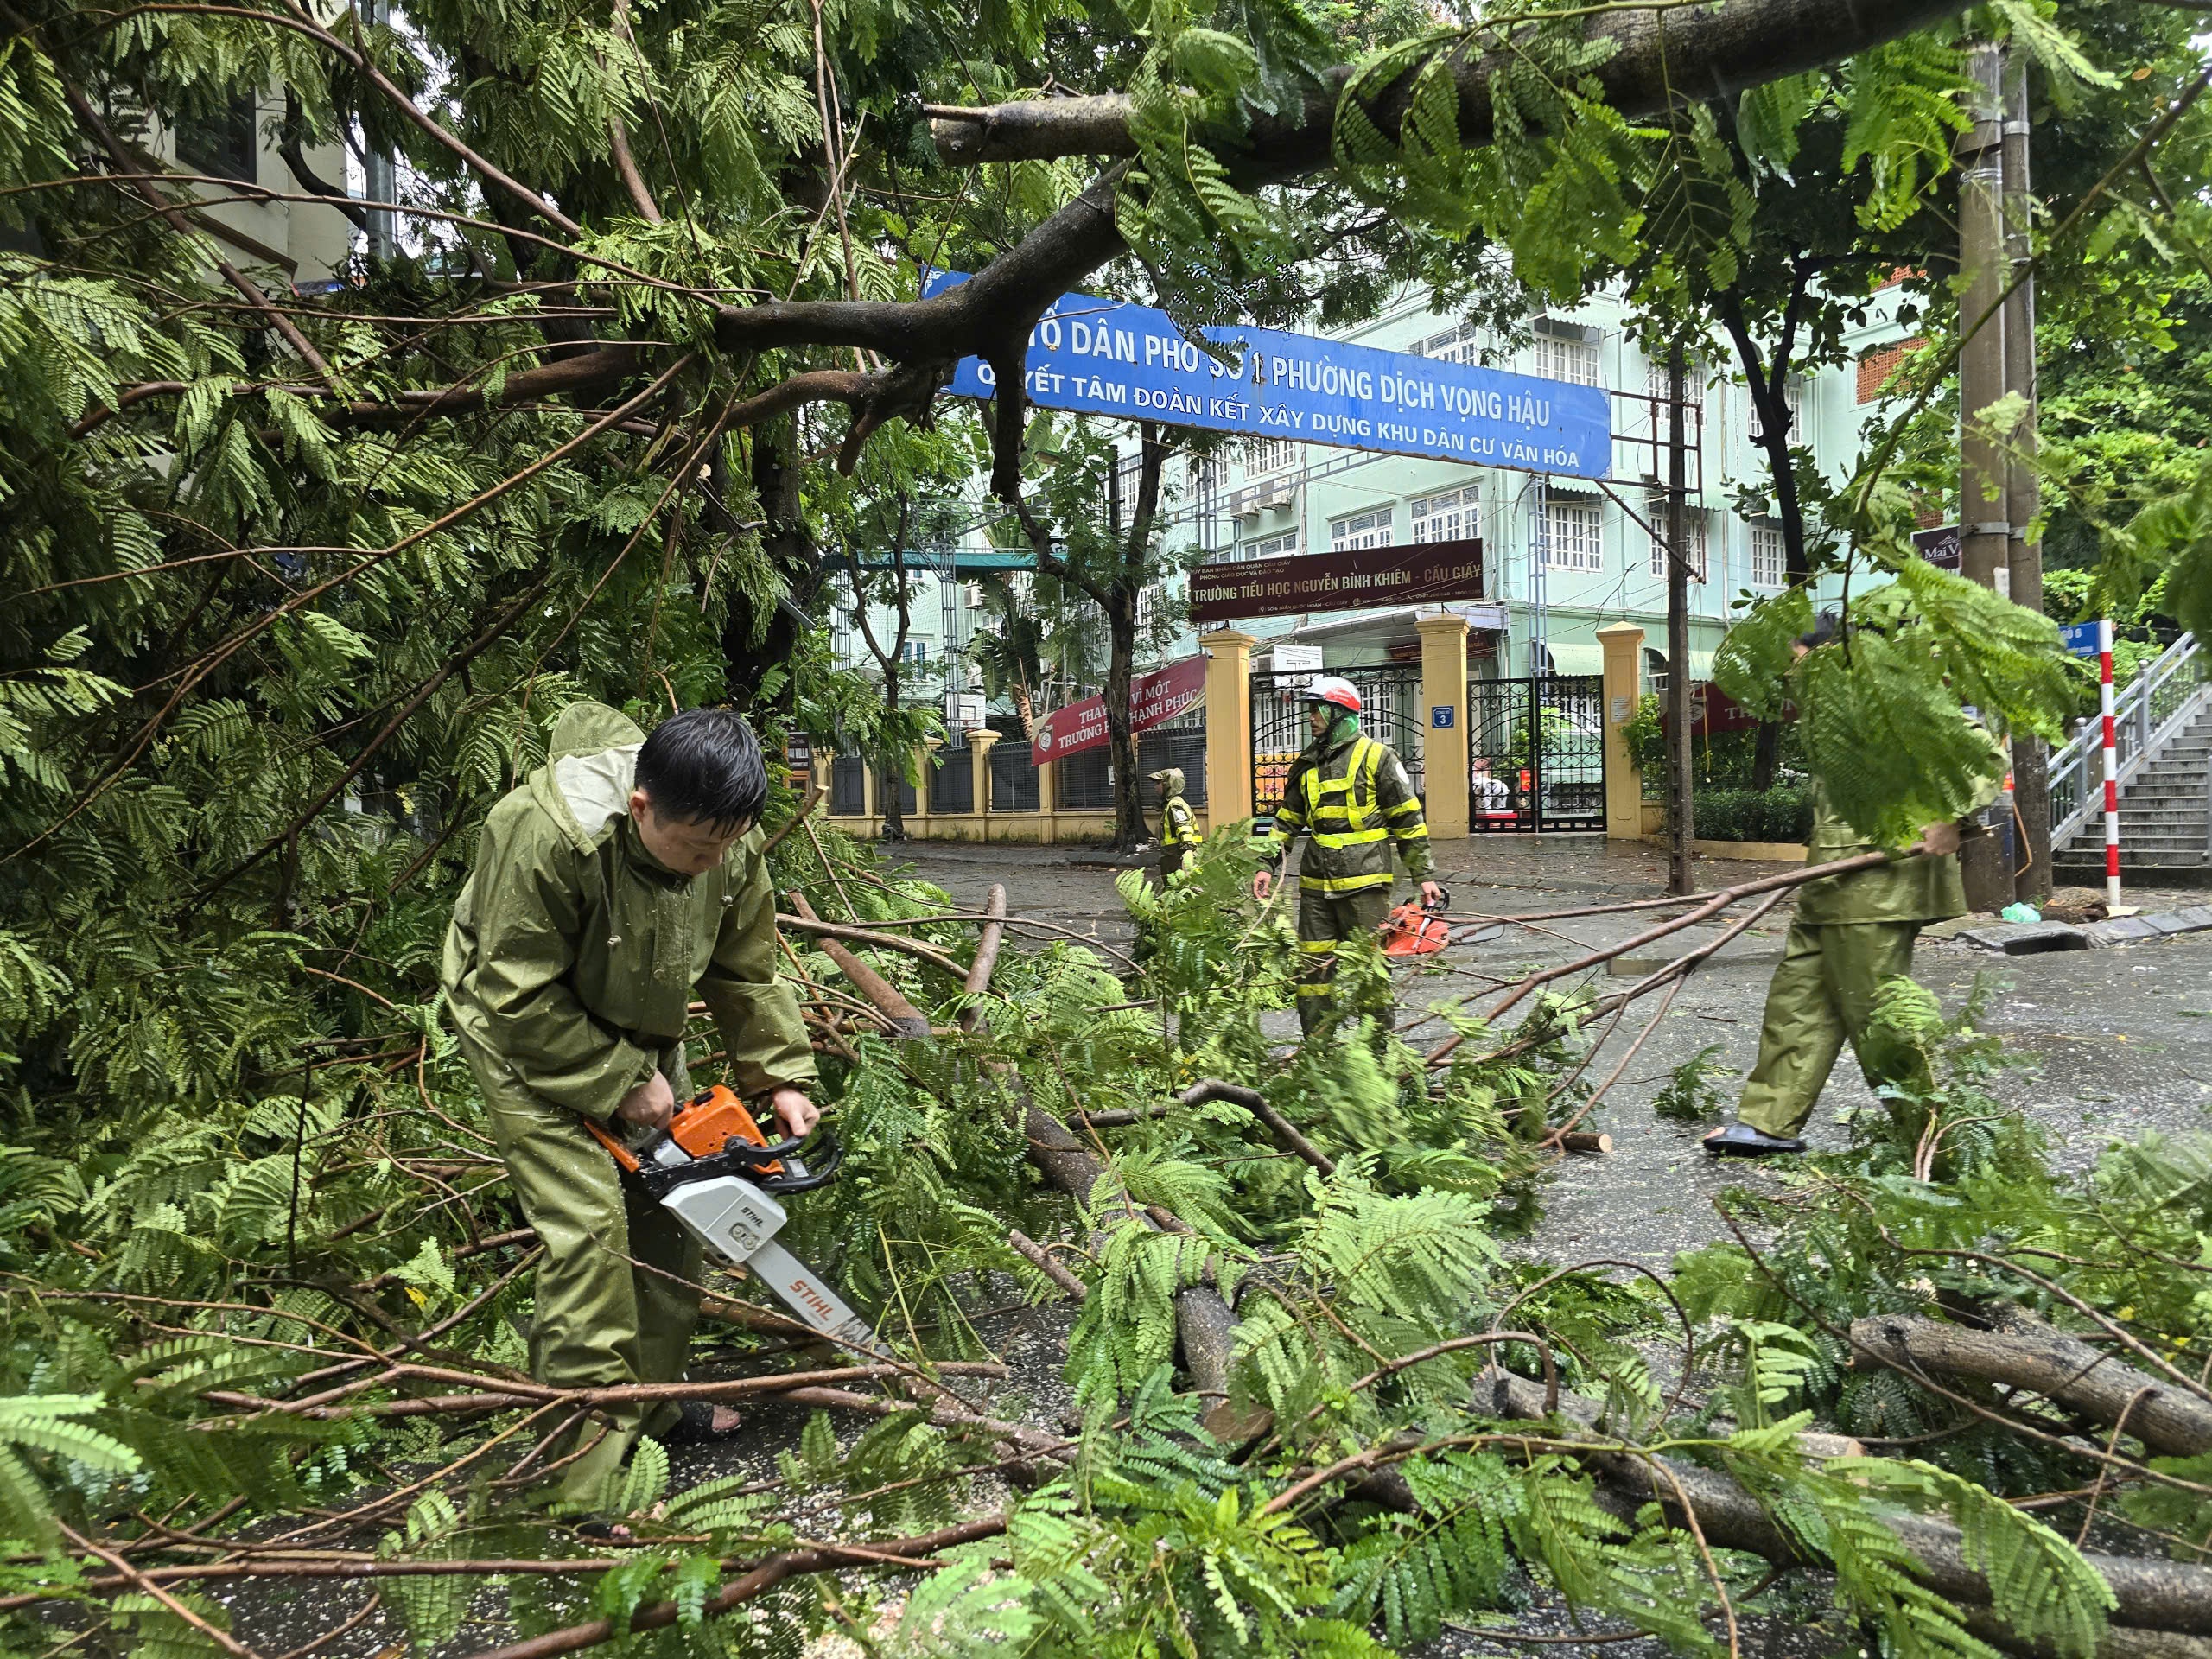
[
  {"xmin": 1849, "ymin": 1310, "xmax": 2212, "ymax": 1458},
  {"xmin": 880, "ymin": 666, "xmax": 906, "ymax": 841},
  {"xmin": 1472, "ymin": 1370, "xmax": 2212, "ymax": 1639},
  {"xmin": 727, "ymin": 421, "xmax": 816, "ymax": 706},
  {"xmin": 1104, "ymin": 603, "xmax": 1148, "ymax": 849}
]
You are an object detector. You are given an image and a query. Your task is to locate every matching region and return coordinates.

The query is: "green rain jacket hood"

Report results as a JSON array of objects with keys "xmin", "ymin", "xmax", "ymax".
[{"xmin": 442, "ymin": 702, "xmax": 815, "ymax": 1122}]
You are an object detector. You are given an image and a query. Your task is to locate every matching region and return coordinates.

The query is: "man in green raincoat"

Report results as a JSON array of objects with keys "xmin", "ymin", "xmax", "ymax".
[
  {"xmin": 1252, "ymin": 677, "xmax": 1442, "ymax": 1034},
  {"xmin": 1704, "ymin": 622, "xmax": 2002, "ymax": 1157},
  {"xmin": 1150, "ymin": 767, "xmax": 1203, "ymax": 885},
  {"xmin": 442, "ymin": 702, "xmax": 817, "ymax": 1510}
]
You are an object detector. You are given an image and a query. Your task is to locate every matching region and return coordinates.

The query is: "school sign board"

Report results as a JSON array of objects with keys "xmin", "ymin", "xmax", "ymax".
[
  {"xmin": 1031, "ymin": 655, "xmax": 1206, "ymax": 766},
  {"xmin": 1188, "ymin": 538, "xmax": 1487, "ymax": 625},
  {"xmin": 922, "ymin": 272, "xmax": 1611, "ymax": 480}
]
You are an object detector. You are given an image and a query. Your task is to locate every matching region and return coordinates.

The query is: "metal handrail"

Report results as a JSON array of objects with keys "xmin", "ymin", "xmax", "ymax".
[{"xmin": 2050, "ymin": 632, "xmax": 2207, "ymax": 850}]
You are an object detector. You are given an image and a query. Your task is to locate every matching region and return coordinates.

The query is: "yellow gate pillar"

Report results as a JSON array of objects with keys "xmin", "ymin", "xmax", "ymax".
[
  {"xmin": 1597, "ymin": 621, "xmax": 1646, "ymax": 840},
  {"xmin": 1201, "ymin": 628, "xmax": 1255, "ymax": 828},
  {"xmin": 1416, "ymin": 613, "xmax": 1471, "ymax": 841},
  {"xmin": 968, "ymin": 729, "xmax": 999, "ymax": 838}
]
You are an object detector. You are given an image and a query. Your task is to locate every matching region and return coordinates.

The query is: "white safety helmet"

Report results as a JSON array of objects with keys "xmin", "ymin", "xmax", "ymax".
[{"xmin": 1301, "ymin": 675, "xmax": 1363, "ymax": 715}]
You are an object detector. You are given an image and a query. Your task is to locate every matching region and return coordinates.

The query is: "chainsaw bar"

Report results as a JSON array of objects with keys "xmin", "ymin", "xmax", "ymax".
[{"xmin": 743, "ymin": 1239, "xmax": 877, "ymax": 1354}]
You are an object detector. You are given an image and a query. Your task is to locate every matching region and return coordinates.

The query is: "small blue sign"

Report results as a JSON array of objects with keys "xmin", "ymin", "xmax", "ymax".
[
  {"xmin": 922, "ymin": 270, "xmax": 1612, "ymax": 480},
  {"xmin": 2060, "ymin": 621, "xmax": 2103, "ymax": 659},
  {"xmin": 1432, "ymin": 706, "xmax": 1455, "ymax": 728}
]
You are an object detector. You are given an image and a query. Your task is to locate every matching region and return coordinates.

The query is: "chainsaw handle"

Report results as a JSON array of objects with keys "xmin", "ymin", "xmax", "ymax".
[
  {"xmin": 765, "ymin": 1128, "xmax": 843, "ymax": 1192},
  {"xmin": 1424, "ymin": 884, "xmax": 1452, "ymax": 913}
]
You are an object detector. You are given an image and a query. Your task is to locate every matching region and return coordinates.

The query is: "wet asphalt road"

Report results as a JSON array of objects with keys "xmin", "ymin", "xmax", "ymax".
[{"xmin": 887, "ymin": 835, "xmax": 2212, "ymax": 1268}]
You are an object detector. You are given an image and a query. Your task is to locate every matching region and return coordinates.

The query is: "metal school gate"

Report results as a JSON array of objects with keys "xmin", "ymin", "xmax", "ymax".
[
  {"xmin": 1468, "ymin": 674, "xmax": 1605, "ymax": 832},
  {"xmin": 1250, "ymin": 665, "xmax": 1424, "ymax": 817}
]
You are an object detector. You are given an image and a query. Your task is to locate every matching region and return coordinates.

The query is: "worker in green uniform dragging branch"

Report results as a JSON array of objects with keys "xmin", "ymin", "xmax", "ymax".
[
  {"xmin": 1704, "ymin": 618, "xmax": 2003, "ymax": 1159},
  {"xmin": 442, "ymin": 702, "xmax": 818, "ymax": 1515},
  {"xmin": 1253, "ymin": 677, "xmax": 1443, "ymax": 1034},
  {"xmin": 1151, "ymin": 767, "xmax": 1204, "ymax": 885}
]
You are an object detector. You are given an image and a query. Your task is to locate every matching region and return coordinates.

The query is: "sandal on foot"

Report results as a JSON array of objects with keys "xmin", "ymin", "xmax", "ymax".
[
  {"xmin": 661, "ymin": 1401, "xmax": 745, "ymax": 1447},
  {"xmin": 1701, "ymin": 1122, "xmax": 1807, "ymax": 1158}
]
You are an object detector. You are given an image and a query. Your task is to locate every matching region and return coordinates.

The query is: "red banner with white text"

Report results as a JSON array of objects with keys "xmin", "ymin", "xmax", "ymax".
[{"xmin": 1031, "ymin": 656, "xmax": 1207, "ymax": 766}]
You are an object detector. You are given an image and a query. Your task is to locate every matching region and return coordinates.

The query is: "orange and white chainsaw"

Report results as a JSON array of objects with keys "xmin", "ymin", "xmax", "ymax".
[
  {"xmin": 1380, "ymin": 885, "xmax": 1452, "ymax": 957},
  {"xmin": 586, "ymin": 1086, "xmax": 874, "ymax": 1355}
]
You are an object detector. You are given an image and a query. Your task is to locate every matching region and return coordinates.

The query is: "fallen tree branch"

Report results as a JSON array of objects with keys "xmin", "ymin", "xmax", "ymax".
[
  {"xmin": 926, "ymin": 0, "xmax": 1968, "ymax": 170},
  {"xmin": 1849, "ymin": 1310, "xmax": 2212, "ymax": 1458},
  {"xmin": 456, "ymin": 1516, "xmax": 1009, "ymax": 1659},
  {"xmin": 1475, "ymin": 1369, "xmax": 2212, "ymax": 1638},
  {"xmin": 775, "ymin": 912, "xmax": 969, "ymax": 979},
  {"xmin": 1006, "ymin": 1227, "xmax": 1088, "ymax": 1300},
  {"xmin": 1179, "ymin": 1078, "xmax": 1335, "ymax": 1177},
  {"xmin": 787, "ymin": 891, "xmax": 931, "ymax": 1038},
  {"xmin": 958, "ymin": 883, "xmax": 1007, "ymax": 1033}
]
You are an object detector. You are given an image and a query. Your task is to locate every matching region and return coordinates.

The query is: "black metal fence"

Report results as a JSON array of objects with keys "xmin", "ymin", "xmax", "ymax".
[
  {"xmin": 1250, "ymin": 665, "xmax": 1423, "ymax": 818},
  {"xmin": 1467, "ymin": 674, "xmax": 1605, "ymax": 832},
  {"xmin": 876, "ymin": 768, "xmax": 917, "ymax": 817},
  {"xmin": 829, "ymin": 753, "xmax": 866, "ymax": 817},
  {"xmin": 929, "ymin": 741, "xmax": 974, "ymax": 813},
  {"xmin": 988, "ymin": 718, "xmax": 1039, "ymax": 811},
  {"xmin": 1139, "ymin": 721, "xmax": 1208, "ymax": 806},
  {"xmin": 1056, "ymin": 747, "xmax": 1115, "ymax": 810}
]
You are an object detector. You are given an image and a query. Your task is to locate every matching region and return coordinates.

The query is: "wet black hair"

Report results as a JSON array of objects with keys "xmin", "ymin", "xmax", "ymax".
[
  {"xmin": 634, "ymin": 707, "xmax": 767, "ymax": 835},
  {"xmin": 1796, "ymin": 611, "xmax": 1842, "ymax": 651}
]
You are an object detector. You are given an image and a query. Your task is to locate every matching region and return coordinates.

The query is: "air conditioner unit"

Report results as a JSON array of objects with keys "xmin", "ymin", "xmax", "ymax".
[{"xmin": 1254, "ymin": 487, "xmax": 1293, "ymax": 512}]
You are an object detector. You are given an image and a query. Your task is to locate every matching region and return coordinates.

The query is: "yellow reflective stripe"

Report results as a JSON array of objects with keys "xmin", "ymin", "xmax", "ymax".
[
  {"xmin": 1313, "ymin": 829, "xmax": 1389, "ymax": 848},
  {"xmin": 1295, "ymin": 983, "xmax": 1336, "ymax": 997},
  {"xmin": 1297, "ymin": 938, "xmax": 1340, "ymax": 955},
  {"xmin": 1385, "ymin": 798, "xmax": 1423, "ymax": 819},
  {"xmin": 1395, "ymin": 824, "xmax": 1431, "ymax": 841},
  {"xmin": 1302, "ymin": 871, "xmax": 1395, "ymax": 893}
]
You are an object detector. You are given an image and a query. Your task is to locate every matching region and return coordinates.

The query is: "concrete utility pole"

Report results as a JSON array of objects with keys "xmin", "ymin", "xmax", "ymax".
[
  {"xmin": 2003, "ymin": 52, "xmax": 2049, "ymax": 903},
  {"xmin": 1956, "ymin": 41, "xmax": 2014, "ymax": 912},
  {"xmin": 1666, "ymin": 343, "xmax": 1696, "ymax": 897}
]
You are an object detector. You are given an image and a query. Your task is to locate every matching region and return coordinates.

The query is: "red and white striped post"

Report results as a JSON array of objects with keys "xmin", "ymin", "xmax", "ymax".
[{"xmin": 2100, "ymin": 617, "xmax": 2120, "ymax": 906}]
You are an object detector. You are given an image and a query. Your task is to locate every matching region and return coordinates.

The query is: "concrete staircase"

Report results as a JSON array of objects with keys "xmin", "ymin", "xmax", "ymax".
[{"xmin": 2052, "ymin": 700, "xmax": 2212, "ymax": 885}]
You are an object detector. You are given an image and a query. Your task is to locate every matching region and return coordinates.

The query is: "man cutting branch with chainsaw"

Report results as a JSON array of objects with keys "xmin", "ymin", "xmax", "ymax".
[{"xmin": 442, "ymin": 702, "xmax": 817, "ymax": 1515}]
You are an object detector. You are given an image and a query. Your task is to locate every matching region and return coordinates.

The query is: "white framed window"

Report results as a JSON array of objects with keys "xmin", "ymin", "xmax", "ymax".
[
  {"xmin": 1643, "ymin": 356, "xmax": 1706, "ymax": 413},
  {"xmin": 1533, "ymin": 323, "xmax": 1601, "ymax": 387},
  {"xmin": 1410, "ymin": 486, "xmax": 1474, "ymax": 543},
  {"xmin": 1645, "ymin": 497, "xmax": 1707, "ymax": 580},
  {"xmin": 1543, "ymin": 500, "xmax": 1604, "ymax": 571},
  {"xmin": 1239, "ymin": 529, "xmax": 1299, "ymax": 563},
  {"xmin": 1748, "ymin": 524, "xmax": 1787, "ymax": 588},
  {"xmin": 1411, "ymin": 321, "xmax": 1480, "ymax": 365},
  {"xmin": 899, "ymin": 639, "xmax": 929, "ymax": 666},
  {"xmin": 1748, "ymin": 376, "xmax": 1805, "ymax": 443},
  {"xmin": 1329, "ymin": 508, "xmax": 1391, "ymax": 552},
  {"xmin": 1242, "ymin": 436, "xmax": 1295, "ymax": 475}
]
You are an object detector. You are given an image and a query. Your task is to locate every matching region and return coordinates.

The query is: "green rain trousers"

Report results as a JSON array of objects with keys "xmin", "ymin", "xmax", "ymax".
[
  {"xmin": 1734, "ymin": 921, "xmax": 1929, "ymax": 1139},
  {"xmin": 442, "ymin": 702, "xmax": 815, "ymax": 1510},
  {"xmin": 454, "ymin": 1029, "xmax": 702, "ymax": 1506},
  {"xmin": 1734, "ymin": 754, "xmax": 1997, "ymax": 1139},
  {"xmin": 1294, "ymin": 885, "xmax": 1395, "ymax": 1033}
]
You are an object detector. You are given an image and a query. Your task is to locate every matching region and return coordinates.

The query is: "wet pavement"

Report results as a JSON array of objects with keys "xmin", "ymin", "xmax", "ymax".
[{"xmin": 884, "ymin": 834, "xmax": 2212, "ymax": 1268}]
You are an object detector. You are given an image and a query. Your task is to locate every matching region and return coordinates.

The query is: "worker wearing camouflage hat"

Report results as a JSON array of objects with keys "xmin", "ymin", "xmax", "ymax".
[{"xmin": 1150, "ymin": 766, "xmax": 1204, "ymax": 885}]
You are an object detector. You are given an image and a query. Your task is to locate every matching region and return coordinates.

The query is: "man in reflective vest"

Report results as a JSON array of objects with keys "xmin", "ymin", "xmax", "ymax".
[
  {"xmin": 1252, "ymin": 677, "xmax": 1442, "ymax": 1033},
  {"xmin": 1151, "ymin": 767, "xmax": 1204, "ymax": 884}
]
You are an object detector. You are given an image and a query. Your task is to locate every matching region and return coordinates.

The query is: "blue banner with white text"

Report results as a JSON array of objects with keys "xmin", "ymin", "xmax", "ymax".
[{"xmin": 922, "ymin": 271, "xmax": 1612, "ymax": 480}]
